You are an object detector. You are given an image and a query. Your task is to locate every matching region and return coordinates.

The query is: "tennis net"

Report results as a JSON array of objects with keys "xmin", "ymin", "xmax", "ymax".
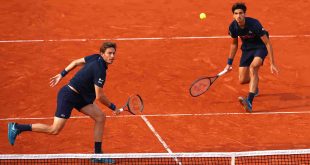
[{"xmin": 1, "ymin": 149, "xmax": 310, "ymax": 164}]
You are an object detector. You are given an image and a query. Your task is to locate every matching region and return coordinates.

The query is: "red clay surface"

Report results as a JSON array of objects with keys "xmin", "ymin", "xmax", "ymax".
[{"xmin": 0, "ymin": 0, "xmax": 310, "ymax": 154}]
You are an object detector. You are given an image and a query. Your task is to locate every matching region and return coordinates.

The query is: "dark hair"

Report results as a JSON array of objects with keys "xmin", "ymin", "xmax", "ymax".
[
  {"xmin": 232, "ymin": 2, "xmax": 247, "ymax": 13},
  {"xmin": 100, "ymin": 42, "xmax": 117, "ymax": 53}
]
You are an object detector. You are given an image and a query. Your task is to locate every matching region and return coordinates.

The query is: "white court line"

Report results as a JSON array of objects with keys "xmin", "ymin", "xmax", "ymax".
[
  {"xmin": 0, "ymin": 35, "xmax": 309, "ymax": 43},
  {"xmin": 2, "ymin": 111, "xmax": 310, "ymax": 121},
  {"xmin": 141, "ymin": 115, "xmax": 181, "ymax": 164},
  {"xmin": 141, "ymin": 116, "xmax": 174, "ymax": 154},
  {"xmin": 0, "ymin": 39, "xmax": 45, "ymax": 43}
]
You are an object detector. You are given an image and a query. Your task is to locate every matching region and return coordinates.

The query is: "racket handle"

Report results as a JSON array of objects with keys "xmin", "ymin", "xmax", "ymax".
[{"xmin": 218, "ymin": 69, "xmax": 230, "ymax": 76}]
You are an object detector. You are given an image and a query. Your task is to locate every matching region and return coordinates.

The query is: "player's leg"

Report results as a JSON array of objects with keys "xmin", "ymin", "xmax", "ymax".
[
  {"xmin": 238, "ymin": 66, "xmax": 254, "ymax": 112},
  {"xmin": 239, "ymin": 57, "xmax": 263, "ymax": 112},
  {"xmin": 238, "ymin": 47, "xmax": 267, "ymax": 112},
  {"xmin": 247, "ymin": 57, "xmax": 263, "ymax": 104},
  {"xmin": 239, "ymin": 67, "xmax": 250, "ymax": 84},
  {"xmin": 247, "ymin": 46, "xmax": 268, "ymax": 106},
  {"xmin": 238, "ymin": 49, "xmax": 255, "ymax": 112},
  {"xmin": 80, "ymin": 104, "xmax": 114, "ymax": 163},
  {"xmin": 8, "ymin": 116, "xmax": 68, "ymax": 146},
  {"xmin": 239, "ymin": 66, "xmax": 259, "ymax": 96},
  {"xmin": 80, "ymin": 103, "xmax": 106, "ymax": 153},
  {"xmin": 8, "ymin": 85, "xmax": 74, "ymax": 145},
  {"xmin": 31, "ymin": 117, "xmax": 67, "ymax": 134}
]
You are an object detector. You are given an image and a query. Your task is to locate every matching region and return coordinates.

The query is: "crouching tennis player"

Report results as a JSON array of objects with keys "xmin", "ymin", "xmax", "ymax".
[
  {"xmin": 224, "ymin": 2, "xmax": 279, "ymax": 112},
  {"xmin": 8, "ymin": 42, "xmax": 121, "ymax": 164}
]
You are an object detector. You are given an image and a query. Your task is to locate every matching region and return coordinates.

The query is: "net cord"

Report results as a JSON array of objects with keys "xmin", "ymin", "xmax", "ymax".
[{"xmin": 2, "ymin": 149, "xmax": 310, "ymax": 159}]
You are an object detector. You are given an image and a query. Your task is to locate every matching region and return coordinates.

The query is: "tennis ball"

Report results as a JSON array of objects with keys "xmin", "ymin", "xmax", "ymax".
[{"xmin": 199, "ymin": 13, "xmax": 207, "ymax": 20}]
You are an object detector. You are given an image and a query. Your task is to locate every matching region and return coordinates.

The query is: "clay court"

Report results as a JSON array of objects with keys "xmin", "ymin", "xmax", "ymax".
[{"xmin": 1, "ymin": 0, "xmax": 310, "ymax": 157}]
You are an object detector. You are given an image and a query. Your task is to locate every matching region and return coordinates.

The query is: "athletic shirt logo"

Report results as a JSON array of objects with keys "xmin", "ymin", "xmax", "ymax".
[{"xmin": 98, "ymin": 78, "xmax": 104, "ymax": 84}]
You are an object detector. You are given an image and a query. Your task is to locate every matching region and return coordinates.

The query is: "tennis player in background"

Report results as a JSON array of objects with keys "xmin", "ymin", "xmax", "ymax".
[
  {"xmin": 224, "ymin": 2, "xmax": 279, "ymax": 112},
  {"xmin": 8, "ymin": 42, "xmax": 120, "ymax": 163}
]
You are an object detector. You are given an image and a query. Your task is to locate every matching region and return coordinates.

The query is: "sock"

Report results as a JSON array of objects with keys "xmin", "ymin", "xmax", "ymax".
[
  {"xmin": 247, "ymin": 92, "xmax": 255, "ymax": 104},
  {"xmin": 95, "ymin": 142, "xmax": 102, "ymax": 153},
  {"xmin": 15, "ymin": 123, "xmax": 32, "ymax": 132}
]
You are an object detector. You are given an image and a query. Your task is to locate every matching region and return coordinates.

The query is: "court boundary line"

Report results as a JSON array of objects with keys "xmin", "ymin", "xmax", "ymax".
[
  {"xmin": 141, "ymin": 115, "xmax": 181, "ymax": 164},
  {"xmin": 2, "ymin": 111, "xmax": 310, "ymax": 121},
  {"xmin": 0, "ymin": 35, "xmax": 309, "ymax": 43},
  {"xmin": 141, "ymin": 116, "xmax": 174, "ymax": 153}
]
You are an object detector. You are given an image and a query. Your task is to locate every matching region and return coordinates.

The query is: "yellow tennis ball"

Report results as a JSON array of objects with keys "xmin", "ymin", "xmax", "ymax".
[{"xmin": 199, "ymin": 13, "xmax": 207, "ymax": 20}]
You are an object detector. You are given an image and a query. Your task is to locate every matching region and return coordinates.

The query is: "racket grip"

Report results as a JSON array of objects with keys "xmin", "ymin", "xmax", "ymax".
[{"xmin": 218, "ymin": 69, "xmax": 229, "ymax": 76}]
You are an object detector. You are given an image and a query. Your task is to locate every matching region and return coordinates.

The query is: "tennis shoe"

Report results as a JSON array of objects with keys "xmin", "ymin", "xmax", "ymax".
[
  {"xmin": 8, "ymin": 122, "xmax": 20, "ymax": 146},
  {"xmin": 238, "ymin": 96, "xmax": 252, "ymax": 113},
  {"xmin": 91, "ymin": 158, "xmax": 116, "ymax": 164}
]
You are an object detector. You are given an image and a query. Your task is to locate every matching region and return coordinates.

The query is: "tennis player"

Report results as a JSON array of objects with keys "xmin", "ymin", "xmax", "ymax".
[
  {"xmin": 224, "ymin": 2, "xmax": 279, "ymax": 112},
  {"xmin": 8, "ymin": 42, "xmax": 119, "ymax": 163}
]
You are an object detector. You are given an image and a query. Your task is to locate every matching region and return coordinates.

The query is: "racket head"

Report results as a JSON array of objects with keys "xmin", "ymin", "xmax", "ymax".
[
  {"xmin": 189, "ymin": 77, "xmax": 212, "ymax": 97},
  {"xmin": 127, "ymin": 94, "xmax": 144, "ymax": 115}
]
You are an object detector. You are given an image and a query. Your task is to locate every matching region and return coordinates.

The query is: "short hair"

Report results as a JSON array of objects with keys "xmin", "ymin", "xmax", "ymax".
[
  {"xmin": 100, "ymin": 42, "xmax": 117, "ymax": 53},
  {"xmin": 232, "ymin": 2, "xmax": 247, "ymax": 13}
]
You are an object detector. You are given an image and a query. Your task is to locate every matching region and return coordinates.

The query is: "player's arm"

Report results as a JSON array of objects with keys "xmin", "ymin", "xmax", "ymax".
[
  {"xmin": 50, "ymin": 58, "xmax": 86, "ymax": 87},
  {"xmin": 261, "ymin": 35, "xmax": 279, "ymax": 74},
  {"xmin": 94, "ymin": 85, "xmax": 116, "ymax": 111},
  {"xmin": 63, "ymin": 58, "xmax": 86, "ymax": 74},
  {"xmin": 225, "ymin": 37, "xmax": 238, "ymax": 71}
]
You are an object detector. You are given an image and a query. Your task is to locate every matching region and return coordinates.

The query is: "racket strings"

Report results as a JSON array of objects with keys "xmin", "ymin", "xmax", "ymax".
[
  {"xmin": 190, "ymin": 78, "xmax": 211, "ymax": 96},
  {"xmin": 193, "ymin": 82, "xmax": 209, "ymax": 91},
  {"xmin": 128, "ymin": 96, "xmax": 144, "ymax": 114}
]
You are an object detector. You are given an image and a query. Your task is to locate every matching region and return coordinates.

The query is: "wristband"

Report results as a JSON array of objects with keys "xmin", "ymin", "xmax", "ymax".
[
  {"xmin": 109, "ymin": 103, "xmax": 116, "ymax": 111},
  {"xmin": 227, "ymin": 58, "xmax": 233, "ymax": 65},
  {"xmin": 60, "ymin": 69, "xmax": 68, "ymax": 77}
]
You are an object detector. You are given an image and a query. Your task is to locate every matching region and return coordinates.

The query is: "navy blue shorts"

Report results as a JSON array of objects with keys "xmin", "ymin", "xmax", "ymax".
[
  {"xmin": 55, "ymin": 85, "xmax": 90, "ymax": 119},
  {"xmin": 240, "ymin": 47, "xmax": 268, "ymax": 67}
]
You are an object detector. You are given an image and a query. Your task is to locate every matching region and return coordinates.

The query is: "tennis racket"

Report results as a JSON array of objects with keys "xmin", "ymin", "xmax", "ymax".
[
  {"xmin": 118, "ymin": 94, "xmax": 144, "ymax": 115},
  {"xmin": 189, "ymin": 69, "xmax": 229, "ymax": 97}
]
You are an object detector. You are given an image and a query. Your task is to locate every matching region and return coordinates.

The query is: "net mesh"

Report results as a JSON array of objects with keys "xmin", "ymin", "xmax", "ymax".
[{"xmin": 1, "ymin": 149, "xmax": 310, "ymax": 165}]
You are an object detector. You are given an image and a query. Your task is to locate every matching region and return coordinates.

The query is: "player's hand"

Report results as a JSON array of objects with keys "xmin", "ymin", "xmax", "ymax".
[
  {"xmin": 224, "ymin": 65, "xmax": 233, "ymax": 71},
  {"xmin": 50, "ymin": 74, "xmax": 62, "ymax": 87},
  {"xmin": 270, "ymin": 64, "xmax": 279, "ymax": 75},
  {"xmin": 113, "ymin": 108, "xmax": 123, "ymax": 115}
]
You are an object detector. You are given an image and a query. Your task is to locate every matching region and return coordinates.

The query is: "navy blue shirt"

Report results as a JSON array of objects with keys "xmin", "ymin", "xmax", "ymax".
[
  {"xmin": 69, "ymin": 54, "xmax": 107, "ymax": 103},
  {"xmin": 229, "ymin": 17, "xmax": 268, "ymax": 50}
]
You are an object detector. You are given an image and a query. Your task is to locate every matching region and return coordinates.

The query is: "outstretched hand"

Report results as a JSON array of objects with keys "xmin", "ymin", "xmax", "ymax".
[
  {"xmin": 50, "ymin": 74, "xmax": 62, "ymax": 87},
  {"xmin": 270, "ymin": 64, "xmax": 279, "ymax": 75}
]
